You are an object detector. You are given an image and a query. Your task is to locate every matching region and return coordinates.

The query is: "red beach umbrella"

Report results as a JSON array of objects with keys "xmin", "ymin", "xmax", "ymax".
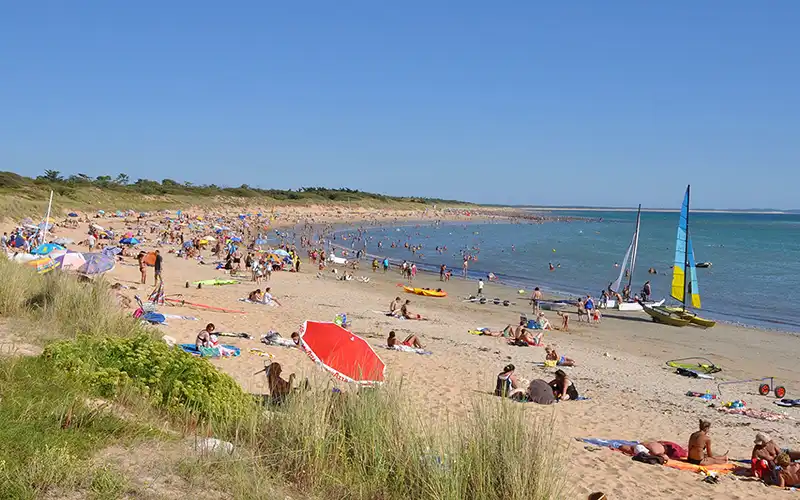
[{"xmin": 299, "ymin": 321, "xmax": 385, "ymax": 386}]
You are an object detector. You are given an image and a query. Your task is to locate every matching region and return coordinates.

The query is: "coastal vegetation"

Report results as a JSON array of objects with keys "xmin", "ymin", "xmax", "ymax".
[
  {"xmin": 0, "ymin": 258, "xmax": 566, "ymax": 499},
  {"xmin": 0, "ymin": 170, "xmax": 469, "ymax": 219}
]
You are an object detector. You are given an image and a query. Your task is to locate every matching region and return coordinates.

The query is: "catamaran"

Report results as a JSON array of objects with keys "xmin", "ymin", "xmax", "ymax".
[
  {"xmin": 643, "ymin": 186, "xmax": 716, "ymax": 328},
  {"xmin": 605, "ymin": 204, "xmax": 664, "ymax": 312}
]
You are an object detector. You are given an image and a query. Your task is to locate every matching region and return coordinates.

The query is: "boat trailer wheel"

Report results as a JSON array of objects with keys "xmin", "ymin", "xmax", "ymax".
[
  {"xmin": 759, "ymin": 384, "xmax": 770, "ymax": 396},
  {"xmin": 775, "ymin": 386, "xmax": 787, "ymax": 398}
]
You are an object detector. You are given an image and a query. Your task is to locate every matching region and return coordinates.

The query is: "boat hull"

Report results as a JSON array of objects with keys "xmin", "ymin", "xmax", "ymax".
[
  {"xmin": 642, "ymin": 304, "xmax": 691, "ymax": 327},
  {"xmin": 663, "ymin": 307, "xmax": 716, "ymax": 328},
  {"xmin": 605, "ymin": 299, "xmax": 665, "ymax": 312},
  {"xmin": 403, "ymin": 286, "xmax": 447, "ymax": 298}
]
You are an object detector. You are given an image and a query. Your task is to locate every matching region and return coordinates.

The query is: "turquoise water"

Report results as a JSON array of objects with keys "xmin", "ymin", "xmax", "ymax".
[{"xmin": 336, "ymin": 211, "xmax": 800, "ymax": 332}]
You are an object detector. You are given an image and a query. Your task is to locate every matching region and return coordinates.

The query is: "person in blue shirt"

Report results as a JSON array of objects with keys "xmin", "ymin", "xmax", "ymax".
[{"xmin": 585, "ymin": 295, "xmax": 594, "ymax": 312}]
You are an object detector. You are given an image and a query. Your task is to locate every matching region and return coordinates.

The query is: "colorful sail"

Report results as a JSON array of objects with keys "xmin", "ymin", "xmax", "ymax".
[
  {"xmin": 687, "ymin": 237, "xmax": 701, "ymax": 308},
  {"xmin": 670, "ymin": 188, "xmax": 690, "ymax": 304}
]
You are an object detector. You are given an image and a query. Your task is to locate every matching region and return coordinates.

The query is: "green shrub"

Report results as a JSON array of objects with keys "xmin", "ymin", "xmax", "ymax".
[{"xmin": 44, "ymin": 334, "xmax": 255, "ymax": 422}]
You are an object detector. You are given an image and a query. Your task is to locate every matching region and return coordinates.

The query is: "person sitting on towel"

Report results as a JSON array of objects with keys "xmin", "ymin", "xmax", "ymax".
[
  {"xmin": 545, "ymin": 346, "xmax": 575, "ymax": 366},
  {"xmin": 536, "ymin": 312, "xmax": 553, "ymax": 330},
  {"xmin": 400, "ymin": 300, "xmax": 415, "ymax": 319},
  {"xmin": 387, "ymin": 330, "xmax": 424, "ymax": 349},
  {"xmin": 266, "ymin": 362, "xmax": 295, "ymax": 405},
  {"xmin": 752, "ymin": 433, "xmax": 800, "ymax": 466},
  {"xmin": 549, "ymin": 369, "xmax": 579, "ymax": 401},
  {"xmin": 196, "ymin": 323, "xmax": 215, "ymax": 350},
  {"xmin": 262, "ymin": 287, "xmax": 281, "ymax": 306},
  {"xmin": 687, "ymin": 419, "xmax": 728, "ymax": 465},
  {"xmin": 494, "ymin": 364, "xmax": 522, "ymax": 397},
  {"xmin": 248, "ymin": 289, "xmax": 264, "ymax": 302},
  {"xmin": 514, "ymin": 321, "xmax": 543, "ymax": 346},
  {"xmin": 389, "ymin": 297, "xmax": 401, "ymax": 316}
]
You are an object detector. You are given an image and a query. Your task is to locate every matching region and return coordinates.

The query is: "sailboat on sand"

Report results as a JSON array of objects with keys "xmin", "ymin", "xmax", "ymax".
[
  {"xmin": 642, "ymin": 186, "xmax": 716, "ymax": 328},
  {"xmin": 605, "ymin": 204, "xmax": 664, "ymax": 312}
]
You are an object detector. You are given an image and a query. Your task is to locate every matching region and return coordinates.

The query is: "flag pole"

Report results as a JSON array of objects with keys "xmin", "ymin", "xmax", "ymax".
[{"xmin": 42, "ymin": 190, "xmax": 54, "ymax": 244}]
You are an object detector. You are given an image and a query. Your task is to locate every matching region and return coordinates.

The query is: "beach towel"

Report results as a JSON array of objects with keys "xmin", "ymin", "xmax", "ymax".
[
  {"xmin": 179, "ymin": 343, "xmax": 240, "ymax": 358},
  {"xmin": 238, "ymin": 298, "xmax": 277, "ymax": 306},
  {"xmin": 142, "ymin": 311, "xmax": 166, "ymax": 324},
  {"xmin": 659, "ymin": 441, "xmax": 688, "ymax": 460},
  {"xmin": 774, "ymin": 399, "xmax": 800, "ymax": 407},
  {"xmin": 664, "ymin": 459, "xmax": 737, "ymax": 475},
  {"xmin": 717, "ymin": 406, "xmax": 787, "ymax": 421},
  {"xmin": 194, "ymin": 279, "xmax": 239, "ymax": 286},
  {"xmin": 578, "ymin": 438, "xmax": 639, "ymax": 449},
  {"xmin": 378, "ymin": 344, "xmax": 432, "ymax": 355},
  {"xmin": 162, "ymin": 314, "xmax": 198, "ymax": 321}
]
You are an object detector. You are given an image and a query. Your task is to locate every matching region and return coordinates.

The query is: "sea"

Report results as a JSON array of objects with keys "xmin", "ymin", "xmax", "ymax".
[{"xmin": 331, "ymin": 211, "xmax": 800, "ymax": 333}]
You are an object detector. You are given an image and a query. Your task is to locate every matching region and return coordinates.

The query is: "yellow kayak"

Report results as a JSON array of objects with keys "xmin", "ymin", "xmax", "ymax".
[{"xmin": 403, "ymin": 286, "xmax": 447, "ymax": 298}]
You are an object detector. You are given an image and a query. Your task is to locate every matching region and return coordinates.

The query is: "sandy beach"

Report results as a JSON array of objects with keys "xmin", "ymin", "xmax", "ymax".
[{"xmin": 11, "ymin": 206, "xmax": 800, "ymax": 499}]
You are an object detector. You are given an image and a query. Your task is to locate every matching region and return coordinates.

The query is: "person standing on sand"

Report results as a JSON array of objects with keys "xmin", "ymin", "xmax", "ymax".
[
  {"xmin": 477, "ymin": 278, "xmax": 484, "ymax": 296},
  {"xmin": 462, "ymin": 258, "xmax": 468, "ymax": 278},
  {"xmin": 440, "ymin": 264, "xmax": 446, "ymax": 281},
  {"xmin": 687, "ymin": 420, "xmax": 727, "ymax": 465},
  {"xmin": 641, "ymin": 280, "xmax": 652, "ymax": 301},
  {"xmin": 137, "ymin": 251, "xmax": 146, "ymax": 284},
  {"xmin": 154, "ymin": 250, "xmax": 163, "ymax": 285},
  {"xmin": 531, "ymin": 287, "xmax": 543, "ymax": 314}
]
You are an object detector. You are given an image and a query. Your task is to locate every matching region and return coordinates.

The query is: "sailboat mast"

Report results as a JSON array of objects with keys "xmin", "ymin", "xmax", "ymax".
[
  {"xmin": 626, "ymin": 204, "xmax": 641, "ymax": 290},
  {"xmin": 683, "ymin": 186, "xmax": 690, "ymax": 310}
]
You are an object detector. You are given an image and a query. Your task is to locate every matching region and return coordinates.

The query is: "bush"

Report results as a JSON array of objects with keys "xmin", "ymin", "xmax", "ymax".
[{"xmin": 44, "ymin": 334, "xmax": 255, "ymax": 422}]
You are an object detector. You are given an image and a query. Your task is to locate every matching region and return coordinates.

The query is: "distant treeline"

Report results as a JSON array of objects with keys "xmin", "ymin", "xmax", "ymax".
[{"xmin": 0, "ymin": 170, "xmax": 466, "ymax": 205}]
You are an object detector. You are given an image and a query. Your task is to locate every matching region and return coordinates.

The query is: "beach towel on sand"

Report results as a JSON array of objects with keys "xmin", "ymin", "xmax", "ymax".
[
  {"xmin": 378, "ymin": 344, "xmax": 432, "ymax": 355},
  {"xmin": 179, "ymin": 344, "xmax": 240, "ymax": 358},
  {"xmin": 239, "ymin": 298, "xmax": 277, "ymax": 306},
  {"xmin": 578, "ymin": 438, "xmax": 639, "ymax": 449}
]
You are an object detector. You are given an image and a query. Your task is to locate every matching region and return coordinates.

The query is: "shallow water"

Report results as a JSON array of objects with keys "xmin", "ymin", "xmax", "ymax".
[{"xmin": 332, "ymin": 211, "xmax": 800, "ymax": 332}]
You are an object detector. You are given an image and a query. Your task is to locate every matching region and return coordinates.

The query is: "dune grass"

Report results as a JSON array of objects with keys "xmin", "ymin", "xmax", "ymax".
[{"xmin": 0, "ymin": 257, "xmax": 568, "ymax": 499}]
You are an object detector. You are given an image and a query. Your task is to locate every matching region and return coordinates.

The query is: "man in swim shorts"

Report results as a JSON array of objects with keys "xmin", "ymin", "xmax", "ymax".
[{"xmin": 531, "ymin": 287, "xmax": 542, "ymax": 314}]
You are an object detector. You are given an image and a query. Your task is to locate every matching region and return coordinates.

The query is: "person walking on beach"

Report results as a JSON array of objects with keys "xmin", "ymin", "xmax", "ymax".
[
  {"xmin": 440, "ymin": 264, "xmax": 446, "ymax": 281},
  {"xmin": 154, "ymin": 250, "xmax": 163, "ymax": 285},
  {"xmin": 477, "ymin": 278, "xmax": 484, "ymax": 296},
  {"xmin": 462, "ymin": 258, "xmax": 469, "ymax": 278},
  {"xmin": 641, "ymin": 280, "xmax": 652, "ymax": 301},
  {"xmin": 531, "ymin": 287, "xmax": 543, "ymax": 314}
]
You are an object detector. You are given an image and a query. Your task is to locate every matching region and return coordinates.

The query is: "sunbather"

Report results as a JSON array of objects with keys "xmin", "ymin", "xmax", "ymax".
[
  {"xmin": 248, "ymin": 289, "xmax": 264, "ymax": 302},
  {"xmin": 514, "ymin": 322, "xmax": 543, "ymax": 346},
  {"xmin": 389, "ymin": 297, "xmax": 401, "ymax": 316},
  {"xmin": 777, "ymin": 453, "xmax": 800, "ymax": 487},
  {"xmin": 549, "ymin": 369, "xmax": 579, "ymax": 400},
  {"xmin": 387, "ymin": 331, "xmax": 424, "ymax": 349},
  {"xmin": 400, "ymin": 300, "xmax": 414, "ymax": 319},
  {"xmin": 536, "ymin": 312, "xmax": 553, "ymax": 330},
  {"xmin": 495, "ymin": 364, "xmax": 522, "ymax": 397},
  {"xmin": 266, "ymin": 362, "xmax": 295, "ymax": 405},
  {"xmin": 545, "ymin": 346, "xmax": 575, "ymax": 366},
  {"xmin": 618, "ymin": 442, "xmax": 668, "ymax": 460},
  {"xmin": 196, "ymin": 323, "xmax": 215, "ymax": 350},
  {"xmin": 752, "ymin": 433, "xmax": 800, "ymax": 465},
  {"xmin": 687, "ymin": 419, "xmax": 727, "ymax": 465}
]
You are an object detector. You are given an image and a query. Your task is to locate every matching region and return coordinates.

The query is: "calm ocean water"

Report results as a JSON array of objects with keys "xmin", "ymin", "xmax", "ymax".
[{"xmin": 333, "ymin": 211, "xmax": 800, "ymax": 332}]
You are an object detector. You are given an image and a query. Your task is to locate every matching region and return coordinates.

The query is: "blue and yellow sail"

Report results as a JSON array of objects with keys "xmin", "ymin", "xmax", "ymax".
[{"xmin": 670, "ymin": 186, "xmax": 702, "ymax": 308}]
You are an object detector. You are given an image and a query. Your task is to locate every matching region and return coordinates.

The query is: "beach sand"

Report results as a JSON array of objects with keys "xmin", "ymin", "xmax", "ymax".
[{"xmin": 12, "ymin": 208, "xmax": 800, "ymax": 499}]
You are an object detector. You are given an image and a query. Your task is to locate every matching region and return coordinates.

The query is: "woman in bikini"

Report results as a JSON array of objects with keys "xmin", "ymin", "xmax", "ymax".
[
  {"xmin": 545, "ymin": 346, "xmax": 575, "ymax": 366},
  {"xmin": 687, "ymin": 419, "xmax": 727, "ymax": 465},
  {"xmin": 387, "ymin": 331, "xmax": 424, "ymax": 349}
]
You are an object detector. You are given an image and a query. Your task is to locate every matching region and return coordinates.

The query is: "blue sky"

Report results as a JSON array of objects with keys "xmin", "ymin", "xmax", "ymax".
[{"xmin": 1, "ymin": 2, "xmax": 798, "ymax": 209}]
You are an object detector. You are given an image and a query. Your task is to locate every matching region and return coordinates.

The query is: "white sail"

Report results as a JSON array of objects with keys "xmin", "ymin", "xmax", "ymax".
[
  {"xmin": 627, "ymin": 205, "xmax": 642, "ymax": 288},
  {"xmin": 611, "ymin": 238, "xmax": 633, "ymax": 293}
]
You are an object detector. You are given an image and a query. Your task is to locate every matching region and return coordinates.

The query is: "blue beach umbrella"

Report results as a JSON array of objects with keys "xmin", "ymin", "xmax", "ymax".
[
  {"xmin": 255, "ymin": 238, "xmax": 268, "ymax": 245},
  {"xmin": 78, "ymin": 253, "xmax": 115, "ymax": 275},
  {"xmin": 31, "ymin": 243, "xmax": 65, "ymax": 255},
  {"xmin": 68, "ymin": 212, "xmax": 78, "ymax": 217},
  {"xmin": 119, "ymin": 237, "xmax": 140, "ymax": 245},
  {"xmin": 101, "ymin": 246, "xmax": 123, "ymax": 257}
]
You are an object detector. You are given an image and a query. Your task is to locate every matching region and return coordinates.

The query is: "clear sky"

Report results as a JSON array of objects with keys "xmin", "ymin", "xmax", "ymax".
[{"xmin": 1, "ymin": 2, "xmax": 798, "ymax": 209}]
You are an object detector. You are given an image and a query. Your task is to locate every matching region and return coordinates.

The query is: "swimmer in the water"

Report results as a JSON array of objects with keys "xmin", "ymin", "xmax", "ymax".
[{"xmin": 549, "ymin": 263, "xmax": 555, "ymax": 271}]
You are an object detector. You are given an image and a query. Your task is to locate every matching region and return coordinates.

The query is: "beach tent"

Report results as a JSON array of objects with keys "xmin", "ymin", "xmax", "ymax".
[
  {"xmin": 78, "ymin": 253, "xmax": 115, "ymax": 275},
  {"xmin": 31, "ymin": 243, "xmax": 65, "ymax": 255},
  {"xmin": 25, "ymin": 257, "xmax": 56, "ymax": 274},
  {"xmin": 101, "ymin": 246, "xmax": 122, "ymax": 257},
  {"xmin": 298, "ymin": 321, "xmax": 385, "ymax": 386}
]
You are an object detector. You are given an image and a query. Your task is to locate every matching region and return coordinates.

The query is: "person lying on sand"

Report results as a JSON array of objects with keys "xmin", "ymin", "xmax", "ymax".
[
  {"xmin": 387, "ymin": 331, "xmax": 424, "ymax": 349},
  {"xmin": 266, "ymin": 362, "xmax": 295, "ymax": 405},
  {"xmin": 545, "ymin": 346, "xmax": 575, "ymax": 366},
  {"xmin": 549, "ymin": 369, "xmax": 579, "ymax": 401},
  {"xmin": 777, "ymin": 453, "xmax": 800, "ymax": 487},
  {"xmin": 687, "ymin": 419, "xmax": 727, "ymax": 465},
  {"xmin": 618, "ymin": 442, "xmax": 669, "ymax": 460}
]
